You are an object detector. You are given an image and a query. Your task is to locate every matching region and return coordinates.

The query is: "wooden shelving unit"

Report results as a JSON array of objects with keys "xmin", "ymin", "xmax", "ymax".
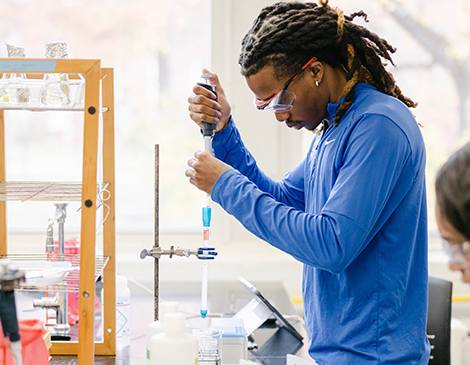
[{"xmin": 0, "ymin": 59, "xmax": 116, "ymax": 364}]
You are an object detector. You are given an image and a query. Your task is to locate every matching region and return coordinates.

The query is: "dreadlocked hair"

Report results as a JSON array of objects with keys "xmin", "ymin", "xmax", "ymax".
[{"xmin": 239, "ymin": 0, "xmax": 417, "ymax": 126}]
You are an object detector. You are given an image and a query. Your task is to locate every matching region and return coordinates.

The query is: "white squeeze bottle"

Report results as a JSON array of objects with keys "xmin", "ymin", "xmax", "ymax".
[
  {"xmin": 150, "ymin": 313, "xmax": 198, "ymax": 365},
  {"xmin": 116, "ymin": 275, "xmax": 131, "ymax": 349},
  {"xmin": 146, "ymin": 301, "xmax": 180, "ymax": 364}
]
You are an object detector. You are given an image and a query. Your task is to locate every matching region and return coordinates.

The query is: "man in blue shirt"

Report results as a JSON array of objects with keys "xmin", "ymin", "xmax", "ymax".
[{"xmin": 186, "ymin": 1, "xmax": 430, "ymax": 363}]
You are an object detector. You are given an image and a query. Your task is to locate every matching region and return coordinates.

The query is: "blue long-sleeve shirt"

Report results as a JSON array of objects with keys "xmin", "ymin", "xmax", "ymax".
[{"xmin": 211, "ymin": 83, "xmax": 430, "ymax": 364}]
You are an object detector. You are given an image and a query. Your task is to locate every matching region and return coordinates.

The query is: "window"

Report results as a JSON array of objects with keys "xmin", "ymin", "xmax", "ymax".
[
  {"xmin": 299, "ymin": 0, "xmax": 470, "ymax": 230},
  {"xmin": 2, "ymin": 0, "xmax": 211, "ymax": 234}
]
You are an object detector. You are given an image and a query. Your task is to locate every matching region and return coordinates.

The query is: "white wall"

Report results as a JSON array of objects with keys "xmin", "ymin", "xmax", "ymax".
[{"xmin": 210, "ymin": 0, "xmax": 305, "ymax": 242}]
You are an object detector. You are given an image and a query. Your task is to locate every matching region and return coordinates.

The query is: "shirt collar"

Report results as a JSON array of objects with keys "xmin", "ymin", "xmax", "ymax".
[
  {"xmin": 326, "ymin": 94, "xmax": 345, "ymax": 122},
  {"xmin": 326, "ymin": 82, "xmax": 375, "ymax": 122}
]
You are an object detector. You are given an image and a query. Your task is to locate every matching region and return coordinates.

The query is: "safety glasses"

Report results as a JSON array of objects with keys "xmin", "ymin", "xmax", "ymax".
[
  {"xmin": 254, "ymin": 56, "xmax": 317, "ymax": 113},
  {"xmin": 442, "ymin": 239, "xmax": 470, "ymax": 268}
]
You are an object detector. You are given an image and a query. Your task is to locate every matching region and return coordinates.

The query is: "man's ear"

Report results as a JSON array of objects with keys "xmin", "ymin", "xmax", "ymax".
[{"xmin": 308, "ymin": 61, "xmax": 324, "ymax": 84}]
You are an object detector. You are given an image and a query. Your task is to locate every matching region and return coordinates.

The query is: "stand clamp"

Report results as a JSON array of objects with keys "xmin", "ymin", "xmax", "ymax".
[{"xmin": 140, "ymin": 246, "xmax": 217, "ymax": 260}]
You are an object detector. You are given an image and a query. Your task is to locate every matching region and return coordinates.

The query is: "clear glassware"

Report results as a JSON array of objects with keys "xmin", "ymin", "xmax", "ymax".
[
  {"xmin": 39, "ymin": 41, "xmax": 72, "ymax": 107},
  {"xmin": 0, "ymin": 44, "xmax": 31, "ymax": 105},
  {"xmin": 73, "ymin": 73, "xmax": 86, "ymax": 108},
  {"xmin": 194, "ymin": 328, "xmax": 223, "ymax": 365}
]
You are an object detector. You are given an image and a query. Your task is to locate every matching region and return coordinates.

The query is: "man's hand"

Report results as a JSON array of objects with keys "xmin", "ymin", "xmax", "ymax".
[
  {"xmin": 188, "ymin": 68, "xmax": 232, "ymax": 133},
  {"xmin": 185, "ymin": 151, "xmax": 232, "ymax": 194}
]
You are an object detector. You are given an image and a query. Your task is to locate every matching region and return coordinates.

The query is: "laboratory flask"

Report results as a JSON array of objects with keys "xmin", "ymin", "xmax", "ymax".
[
  {"xmin": 0, "ymin": 44, "xmax": 31, "ymax": 105},
  {"xmin": 39, "ymin": 41, "xmax": 72, "ymax": 106}
]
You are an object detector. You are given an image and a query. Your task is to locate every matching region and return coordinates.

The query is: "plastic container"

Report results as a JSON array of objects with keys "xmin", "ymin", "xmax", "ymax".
[
  {"xmin": 0, "ymin": 319, "xmax": 49, "ymax": 365},
  {"xmin": 146, "ymin": 301, "xmax": 179, "ymax": 364},
  {"xmin": 53, "ymin": 238, "xmax": 80, "ymax": 255},
  {"xmin": 150, "ymin": 313, "xmax": 198, "ymax": 365},
  {"xmin": 211, "ymin": 318, "xmax": 247, "ymax": 364},
  {"xmin": 116, "ymin": 275, "xmax": 131, "ymax": 348}
]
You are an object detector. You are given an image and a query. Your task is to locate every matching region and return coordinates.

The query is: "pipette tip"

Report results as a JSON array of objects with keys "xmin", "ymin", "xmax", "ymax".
[
  {"xmin": 203, "ymin": 206, "xmax": 212, "ymax": 227},
  {"xmin": 200, "ymin": 310, "xmax": 207, "ymax": 319}
]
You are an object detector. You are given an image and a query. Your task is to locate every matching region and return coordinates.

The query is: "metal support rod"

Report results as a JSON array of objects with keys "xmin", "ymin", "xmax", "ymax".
[
  {"xmin": 136, "ymin": 144, "xmax": 216, "ymax": 319},
  {"xmin": 56, "ymin": 204, "xmax": 66, "ymax": 256},
  {"xmin": 154, "ymin": 144, "xmax": 159, "ymax": 321},
  {"xmin": 45, "ymin": 218, "xmax": 54, "ymax": 254},
  {"xmin": 54, "ymin": 203, "xmax": 68, "ymax": 336}
]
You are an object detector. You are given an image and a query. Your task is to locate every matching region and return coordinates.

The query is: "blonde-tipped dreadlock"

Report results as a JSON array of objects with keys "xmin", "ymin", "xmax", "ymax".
[{"xmin": 239, "ymin": 0, "xmax": 417, "ymax": 126}]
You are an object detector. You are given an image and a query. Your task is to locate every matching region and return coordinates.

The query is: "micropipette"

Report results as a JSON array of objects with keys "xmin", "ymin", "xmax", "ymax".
[{"xmin": 197, "ymin": 73, "xmax": 217, "ymax": 319}]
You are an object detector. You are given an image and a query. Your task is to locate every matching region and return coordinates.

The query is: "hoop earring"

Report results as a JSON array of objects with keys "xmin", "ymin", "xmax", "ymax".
[{"xmin": 315, "ymin": 80, "xmax": 320, "ymax": 87}]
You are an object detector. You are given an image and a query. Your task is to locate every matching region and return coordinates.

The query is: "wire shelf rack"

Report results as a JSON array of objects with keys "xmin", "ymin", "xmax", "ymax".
[
  {"xmin": 0, "ymin": 181, "xmax": 109, "ymax": 202},
  {"xmin": 0, "ymin": 253, "xmax": 109, "ymax": 293}
]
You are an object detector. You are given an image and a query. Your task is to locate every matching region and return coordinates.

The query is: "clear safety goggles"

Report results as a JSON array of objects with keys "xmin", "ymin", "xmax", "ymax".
[
  {"xmin": 442, "ymin": 239, "xmax": 470, "ymax": 268},
  {"xmin": 254, "ymin": 56, "xmax": 317, "ymax": 113}
]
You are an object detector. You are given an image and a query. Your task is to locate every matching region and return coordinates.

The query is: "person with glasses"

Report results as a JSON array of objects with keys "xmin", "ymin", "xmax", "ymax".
[
  {"xmin": 435, "ymin": 142, "xmax": 470, "ymax": 284},
  {"xmin": 186, "ymin": 1, "xmax": 429, "ymax": 363}
]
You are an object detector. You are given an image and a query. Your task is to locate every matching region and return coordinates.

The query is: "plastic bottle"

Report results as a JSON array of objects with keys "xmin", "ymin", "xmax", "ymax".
[
  {"xmin": 146, "ymin": 301, "xmax": 179, "ymax": 365},
  {"xmin": 150, "ymin": 313, "xmax": 198, "ymax": 365},
  {"xmin": 116, "ymin": 275, "xmax": 131, "ymax": 348}
]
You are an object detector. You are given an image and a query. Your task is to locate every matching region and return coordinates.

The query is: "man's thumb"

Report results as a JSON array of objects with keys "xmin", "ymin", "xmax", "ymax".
[{"xmin": 202, "ymin": 68, "xmax": 223, "ymax": 93}]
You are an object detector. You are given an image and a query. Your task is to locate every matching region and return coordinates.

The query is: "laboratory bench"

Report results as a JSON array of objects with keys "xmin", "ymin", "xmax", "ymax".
[{"xmin": 47, "ymin": 281, "xmax": 312, "ymax": 364}]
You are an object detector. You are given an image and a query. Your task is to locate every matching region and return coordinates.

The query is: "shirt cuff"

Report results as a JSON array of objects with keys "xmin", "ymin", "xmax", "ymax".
[
  {"xmin": 211, "ymin": 168, "xmax": 240, "ymax": 205},
  {"xmin": 212, "ymin": 117, "xmax": 236, "ymax": 160}
]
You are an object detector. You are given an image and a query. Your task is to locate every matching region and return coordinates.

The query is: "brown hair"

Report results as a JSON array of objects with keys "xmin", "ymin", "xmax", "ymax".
[{"xmin": 436, "ymin": 142, "xmax": 470, "ymax": 240}]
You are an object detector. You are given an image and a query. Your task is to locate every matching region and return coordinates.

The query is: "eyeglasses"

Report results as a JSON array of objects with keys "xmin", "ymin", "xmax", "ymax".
[
  {"xmin": 254, "ymin": 56, "xmax": 317, "ymax": 113},
  {"xmin": 442, "ymin": 239, "xmax": 470, "ymax": 268}
]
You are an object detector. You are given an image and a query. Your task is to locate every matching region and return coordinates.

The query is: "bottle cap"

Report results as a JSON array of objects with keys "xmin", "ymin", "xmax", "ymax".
[
  {"xmin": 159, "ymin": 302, "xmax": 179, "ymax": 325},
  {"xmin": 116, "ymin": 275, "xmax": 128, "ymax": 288},
  {"xmin": 160, "ymin": 302, "xmax": 179, "ymax": 314},
  {"xmin": 163, "ymin": 313, "xmax": 186, "ymax": 337}
]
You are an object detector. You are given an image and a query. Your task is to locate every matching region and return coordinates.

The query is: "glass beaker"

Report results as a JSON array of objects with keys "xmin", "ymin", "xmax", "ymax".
[
  {"xmin": 194, "ymin": 328, "xmax": 223, "ymax": 365},
  {"xmin": 38, "ymin": 41, "xmax": 71, "ymax": 107},
  {"xmin": 0, "ymin": 44, "xmax": 31, "ymax": 105}
]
